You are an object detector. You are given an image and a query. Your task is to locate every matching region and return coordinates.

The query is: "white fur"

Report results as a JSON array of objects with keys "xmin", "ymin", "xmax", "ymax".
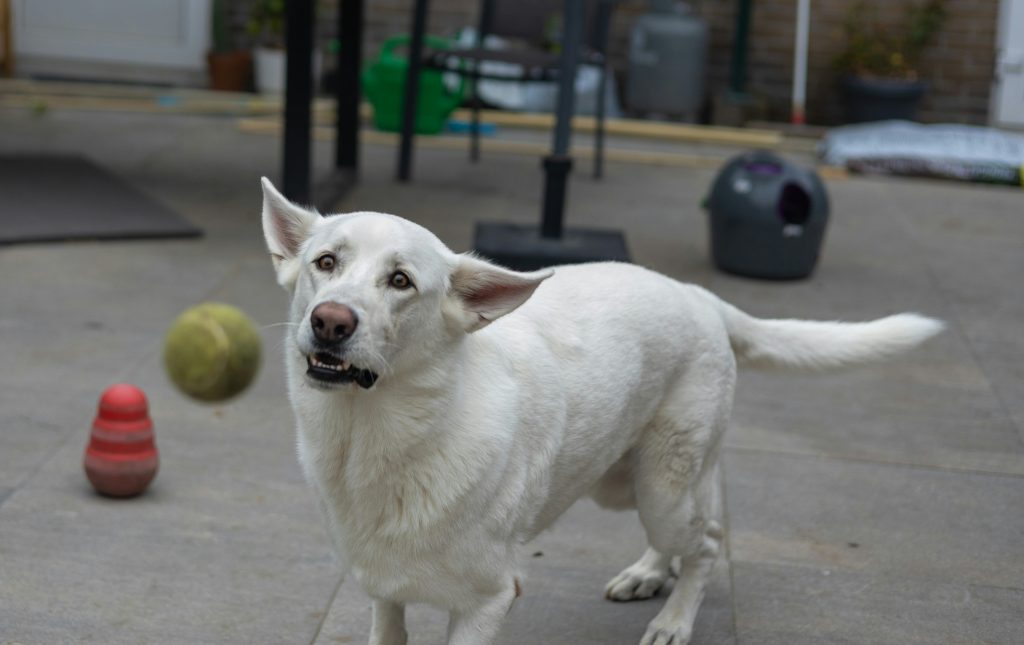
[{"xmin": 260, "ymin": 179, "xmax": 943, "ymax": 645}]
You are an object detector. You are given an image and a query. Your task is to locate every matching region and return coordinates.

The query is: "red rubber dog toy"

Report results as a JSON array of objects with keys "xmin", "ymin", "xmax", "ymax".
[{"xmin": 84, "ymin": 384, "xmax": 159, "ymax": 497}]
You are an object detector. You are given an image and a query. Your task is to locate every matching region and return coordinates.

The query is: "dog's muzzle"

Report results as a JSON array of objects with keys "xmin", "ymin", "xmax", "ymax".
[{"xmin": 306, "ymin": 351, "xmax": 379, "ymax": 389}]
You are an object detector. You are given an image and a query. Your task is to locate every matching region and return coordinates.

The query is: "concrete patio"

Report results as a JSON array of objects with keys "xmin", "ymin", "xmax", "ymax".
[{"xmin": 1, "ymin": 107, "xmax": 1022, "ymax": 645}]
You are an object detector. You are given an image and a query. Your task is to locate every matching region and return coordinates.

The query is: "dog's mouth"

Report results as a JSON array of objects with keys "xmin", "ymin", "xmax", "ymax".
[{"xmin": 306, "ymin": 352, "xmax": 379, "ymax": 389}]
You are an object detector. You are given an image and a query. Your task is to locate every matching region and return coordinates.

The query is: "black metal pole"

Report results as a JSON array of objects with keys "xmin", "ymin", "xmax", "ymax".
[
  {"xmin": 729, "ymin": 0, "xmax": 753, "ymax": 96},
  {"xmin": 397, "ymin": 0, "xmax": 430, "ymax": 182},
  {"xmin": 540, "ymin": 0, "xmax": 584, "ymax": 239},
  {"xmin": 336, "ymin": 0, "xmax": 363, "ymax": 172},
  {"xmin": 550, "ymin": 0, "xmax": 582, "ymax": 157},
  {"xmin": 470, "ymin": 0, "xmax": 495, "ymax": 163},
  {"xmin": 283, "ymin": 0, "xmax": 315, "ymax": 203},
  {"xmin": 593, "ymin": 0, "xmax": 612, "ymax": 180}
]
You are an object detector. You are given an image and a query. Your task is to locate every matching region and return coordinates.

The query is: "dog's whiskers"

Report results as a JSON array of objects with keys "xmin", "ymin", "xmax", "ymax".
[
  {"xmin": 364, "ymin": 346, "xmax": 394, "ymax": 378},
  {"xmin": 271, "ymin": 339, "xmax": 289, "ymax": 354},
  {"xmin": 262, "ymin": 321, "xmax": 300, "ymax": 330}
]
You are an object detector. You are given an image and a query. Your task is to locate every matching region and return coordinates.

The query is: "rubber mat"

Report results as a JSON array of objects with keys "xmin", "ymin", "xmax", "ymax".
[{"xmin": 0, "ymin": 155, "xmax": 201, "ymax": 244}]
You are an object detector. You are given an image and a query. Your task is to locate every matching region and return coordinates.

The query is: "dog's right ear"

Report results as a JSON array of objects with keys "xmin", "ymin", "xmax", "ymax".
[
  {"xmin": 261, "ymin": 177, "xmax": 320, "ymax": 290},
  {"xmin": 446, "ymin": 254, "xmax": 553, "ymax": 333}
]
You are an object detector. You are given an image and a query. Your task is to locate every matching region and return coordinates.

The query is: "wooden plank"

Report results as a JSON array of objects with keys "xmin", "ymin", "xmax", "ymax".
[
  {"xmin": 0, "ymin": 78, "xmax": 265, "ymax": 102},
  {"xmin": 817, "ymin": 165, "xmax": 849, "ymax": 181},
  {"xmin": 1, "ymin": 78, "xmax": 786, "ymax": 148},
  {"xmin": 238, "ymin": 118, "xmax": 729, "ymax": 169},
  {"xmin": 358, "ymin": 104, "xmax": 782, "ymax": 147},
  {"xmin": 240, "ymin": 118, "xmax": 840, "ymax": 176},
  {"xmin": 447, "ymin": 110, "xmax": 784, "ymax": 147},
  {"xmin": 0, "ymin": 92, "xmax": 334, "ymax": 117}
]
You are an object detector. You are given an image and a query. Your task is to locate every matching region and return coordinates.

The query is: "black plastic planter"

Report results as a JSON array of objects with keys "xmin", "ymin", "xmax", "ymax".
[{"xmin": 841, "ymin": 76, "xmax": 926, "ymax": 123}]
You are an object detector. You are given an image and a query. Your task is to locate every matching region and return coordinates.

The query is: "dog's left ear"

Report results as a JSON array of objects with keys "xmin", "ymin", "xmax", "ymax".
[
  {"xmin": 447, "ymin": 254, "xmax": 553, "ymax": 332},
  {"xmin": 261, "ymin": 177, "xmax": 320, "ymax": 290}
]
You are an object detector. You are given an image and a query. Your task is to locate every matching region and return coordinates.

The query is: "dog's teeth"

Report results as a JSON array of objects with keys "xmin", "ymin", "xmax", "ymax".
[{"xmin": 309, "ymin": 354, "xmax": 351, "ymax": 373}]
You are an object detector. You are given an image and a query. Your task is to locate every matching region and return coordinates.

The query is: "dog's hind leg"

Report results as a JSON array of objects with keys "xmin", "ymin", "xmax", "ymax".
[
  {"xmin": 631, "ymin": 363, "xmax": 732, "ymax": 645},
  {"xmin": 369, "ymin": 598, "xmax": 407, "ymax": 645},
  {"xmin": 605, "ymin": 546, "xmax": 674, "ymax": 601},
  {"xmin": 593, "ymin": 454, "xmax": 675, "ymax": 602},
  {"xmin": 636, "ymin": 465, "xmax": 724, "ymax": 645}
]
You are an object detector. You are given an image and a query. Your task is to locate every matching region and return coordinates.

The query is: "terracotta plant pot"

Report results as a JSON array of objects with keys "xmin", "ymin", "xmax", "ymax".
[{"xmin": 207, "ymin": 50, "xmax": 253, "ymax": 92}]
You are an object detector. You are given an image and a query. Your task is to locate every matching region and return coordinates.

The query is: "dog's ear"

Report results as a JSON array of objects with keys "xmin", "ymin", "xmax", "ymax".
[
  {"xmin": 447, "ymin": 254, "xmax": 553, "ymax": 332},
  {"xmin": 261, "ymin": 177, "xmax": 320, "ymax": 290}
]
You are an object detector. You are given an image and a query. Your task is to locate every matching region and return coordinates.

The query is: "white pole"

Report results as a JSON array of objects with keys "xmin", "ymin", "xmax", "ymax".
[{"xmin": 792, "ymin": 0, "xmax": 811, "ymax": 124}]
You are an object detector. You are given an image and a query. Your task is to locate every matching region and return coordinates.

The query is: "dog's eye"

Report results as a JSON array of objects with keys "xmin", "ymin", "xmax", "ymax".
[
  {"xmin": 389, "ymin": 271, "xmax": 413, "ymax": 290},
  {"xmin": 314, "ymin": 254, "xmax": 336, "ymax": 272}
]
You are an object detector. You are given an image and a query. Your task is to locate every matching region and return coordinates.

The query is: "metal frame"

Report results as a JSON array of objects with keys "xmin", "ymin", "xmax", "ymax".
[
  {"xmin": 397, "ymin": 0, "xmax": 430, "ymax": 181},
  {"xmin": 398, "ymin": 0, "xmax": 597, "ymax": 231},
  {"xmin": 282, "ymin": 0, "xmax": 364, "ymax": 208}
]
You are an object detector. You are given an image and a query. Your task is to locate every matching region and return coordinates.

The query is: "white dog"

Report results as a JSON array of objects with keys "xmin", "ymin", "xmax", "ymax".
[{"xmin": 260, "ymin": 178, "xmax": 942, "ymax": 645}]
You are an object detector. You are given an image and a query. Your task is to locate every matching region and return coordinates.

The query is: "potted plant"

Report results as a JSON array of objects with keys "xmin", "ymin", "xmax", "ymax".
[
  {"xmin": 207, "ymin": 0, "xmax": 252, "ymax": 91},
  {"xmin": 248, "ymin": 0, "xmax": 286, "ymax": 93},
  {"xmin": 248, "ymin": 0, "xmax": 324, "ymax": 94},
  {"xmin": 833, "ymin": 0, "xmax": 945, "ymax": 123}
]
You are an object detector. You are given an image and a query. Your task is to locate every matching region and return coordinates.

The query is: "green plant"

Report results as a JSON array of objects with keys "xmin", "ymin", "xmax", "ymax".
[
  {"xmin": 247, "ymin": 0, "xmax": 285, "ymax": 49},
  {"xmin": 833, "ymin": 0, "xmax": 946, "ymax": 80}
]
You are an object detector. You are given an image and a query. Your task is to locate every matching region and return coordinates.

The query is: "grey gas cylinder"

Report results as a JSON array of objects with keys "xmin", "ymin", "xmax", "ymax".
[{"xmin": 627, "ymin": 2, "xmax": 708, "ymax": 121}]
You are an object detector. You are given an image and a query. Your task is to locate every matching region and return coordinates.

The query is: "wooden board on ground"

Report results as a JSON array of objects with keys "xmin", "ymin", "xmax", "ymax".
[
  {"xmin": 0, "ymin": 78, "xmax": 334, "ymax": 117},
  {"xmin": 1, "ymin": 79, "xmax": 786, "ymax": 149},
  {"xmin": 238, "ymin": 117, "xmax": 742, "ymax": 170}
]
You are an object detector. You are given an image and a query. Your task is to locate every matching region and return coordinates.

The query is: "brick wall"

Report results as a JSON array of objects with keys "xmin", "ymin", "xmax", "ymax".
[
  {"xmin": 688, "ymin": 0, "xmax": 998, "ymax": 125},
  {"xmin": 230, "ymin": 0, "xmax": 999, "ymax": 125}
]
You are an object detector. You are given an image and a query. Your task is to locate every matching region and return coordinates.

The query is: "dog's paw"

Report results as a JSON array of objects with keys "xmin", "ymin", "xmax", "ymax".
[
  {"xmin": 638, "ymin": 621, "xmax": 692, "ymax": 645},
  {"xmin": 604, "ymin": 565, "xmax": 669, "ymax": 602}
]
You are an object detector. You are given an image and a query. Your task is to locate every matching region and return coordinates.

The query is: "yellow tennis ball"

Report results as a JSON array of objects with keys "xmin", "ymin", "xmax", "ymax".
[{"xmin": 163, "ymin": 303, "xmax": 262, "ymax": 402}]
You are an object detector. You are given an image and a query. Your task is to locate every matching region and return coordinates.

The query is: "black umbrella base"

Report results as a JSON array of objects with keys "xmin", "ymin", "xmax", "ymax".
[{"xmin": 473, "ymin": 222, "xmax": 630, "ymax": 272}]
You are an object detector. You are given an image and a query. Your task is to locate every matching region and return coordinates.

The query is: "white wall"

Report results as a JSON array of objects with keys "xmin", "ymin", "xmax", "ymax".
[
  {"xmin": 993, "ymin": 0, "xmax": 1024, "ymax": 127},
  {"xmin": 12, "ymin": 0, "xmax": 211, "ymax": 85}
]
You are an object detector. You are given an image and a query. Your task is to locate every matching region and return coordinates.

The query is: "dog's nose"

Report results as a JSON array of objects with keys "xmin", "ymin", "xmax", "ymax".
[{"xmin": 310, "ymin": 302, "xmax": 358, "ymax": 343}]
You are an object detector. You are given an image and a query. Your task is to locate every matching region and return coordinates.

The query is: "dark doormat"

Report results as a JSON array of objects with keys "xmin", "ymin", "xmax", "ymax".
[{"xmin": 0, "ymin": 155, "xmax": 202, "ymax": 244}]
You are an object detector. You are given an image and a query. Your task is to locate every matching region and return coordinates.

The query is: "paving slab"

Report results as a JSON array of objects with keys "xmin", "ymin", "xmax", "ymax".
[
  {"xmin": 0, "ymin": 348, "xmax": 338, "ymax": 645},
  {"xmin": 726, "ymin": 354, "xmax": 1024, "ymax": 477},
  {"xmin": 731, "ymin": 560, "xmax": 1024, "ymax": 645},
  {"xmin": 899, "ymin": 192, "xmax": 1024, "ymax": 437},
  {"xmin": 723, "ymin": 449, "xmax": 1024, "ymax": 645},
  {"xmin": 725, "ymin": 453, "xmax": 1024, "ymax": 645},
  {"xmin": 0, "ymin": 489, "xmax": 337, "ymax": 645},
  {"xmin": 0, "ymin": 242, "xmax": 261, "ymax": 493}
]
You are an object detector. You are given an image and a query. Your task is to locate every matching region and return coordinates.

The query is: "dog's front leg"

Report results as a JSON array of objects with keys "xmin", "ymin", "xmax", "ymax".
[
  {"xmin": 445, "ymin": 579, "xmax": 518, "ymax": 645},
  {"xmin": 369, "ymin": 598, "xmax": 407, "ymax": 645}
]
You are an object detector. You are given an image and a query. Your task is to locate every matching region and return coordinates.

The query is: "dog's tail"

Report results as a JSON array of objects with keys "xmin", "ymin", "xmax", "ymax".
[{"xmin": 710, "ymin": 295, "xmax": 944, "ymax": 370}]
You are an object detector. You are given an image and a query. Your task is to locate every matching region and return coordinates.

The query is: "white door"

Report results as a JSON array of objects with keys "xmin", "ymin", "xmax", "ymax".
[
  {"xmin": 994, "ymin": 0, "xmax": 1024, "ymax": 127},
  {"xmin": 12, "ymin": 0, "xmax": 211, "ymax": 84}
]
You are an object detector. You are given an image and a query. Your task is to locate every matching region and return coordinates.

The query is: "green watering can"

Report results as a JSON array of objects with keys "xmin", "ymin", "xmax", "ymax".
[{"xmin": 362, "ymin": 35, "xmax": 466, "ymax": 135}]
